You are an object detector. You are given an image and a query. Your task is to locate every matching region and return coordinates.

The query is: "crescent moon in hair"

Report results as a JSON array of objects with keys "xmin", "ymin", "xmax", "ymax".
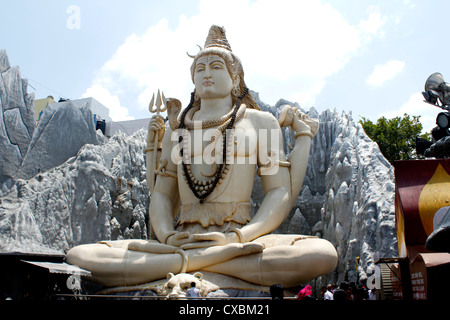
[{"xmin": 186, "ymin": 44, "xmax": 203, "ymax": 58}]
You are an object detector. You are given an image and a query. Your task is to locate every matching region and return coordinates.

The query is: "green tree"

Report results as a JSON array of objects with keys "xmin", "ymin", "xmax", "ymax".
[{"xmin": 359, "ymin": 113, "xmax": 431, "ymax": 163}]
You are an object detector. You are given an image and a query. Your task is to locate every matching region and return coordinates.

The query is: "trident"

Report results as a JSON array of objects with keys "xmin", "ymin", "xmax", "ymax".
[{"xmin": 148, "ymin": 89, "xmax": 167, "ymax": 191}]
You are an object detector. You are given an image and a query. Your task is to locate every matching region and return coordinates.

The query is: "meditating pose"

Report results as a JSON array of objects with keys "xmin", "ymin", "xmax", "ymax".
[{"xmin": 66, "ymin": 25, "xmax": 337, "ymax": 288}]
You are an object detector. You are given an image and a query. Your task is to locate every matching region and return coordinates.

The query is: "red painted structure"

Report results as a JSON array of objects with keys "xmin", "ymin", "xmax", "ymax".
[{"xmin": 392, "ymin": 159, "xmax": 450, "ymax": 300}]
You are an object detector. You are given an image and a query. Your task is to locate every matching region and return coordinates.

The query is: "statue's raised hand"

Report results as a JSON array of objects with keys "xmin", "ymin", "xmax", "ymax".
[
  {"xmin": 278, "ymin": 105, "xmax": 319, "ymax": 137},
  {"xmin": 147, "ymin": 115, "xmax": 165, "ymax": 145},
  {"xmin": 293, "ymin": 110, "xmax": 319, "ymax": 137}
]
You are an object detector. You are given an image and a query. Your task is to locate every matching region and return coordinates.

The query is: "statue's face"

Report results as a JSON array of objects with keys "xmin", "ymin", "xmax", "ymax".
[{"xmin": 193, "ymin": 55, "xmax": 234, "ymax": 101}]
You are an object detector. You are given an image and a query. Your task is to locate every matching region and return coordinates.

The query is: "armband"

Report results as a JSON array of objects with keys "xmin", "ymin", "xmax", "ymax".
[{"xmin": 294, "ymin": 131, "xmax": 314, "ymax": 139}]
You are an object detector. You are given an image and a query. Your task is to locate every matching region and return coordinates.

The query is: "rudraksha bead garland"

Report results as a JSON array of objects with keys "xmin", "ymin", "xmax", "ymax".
[{"xmin": 178, "ymin": 88, "xmax": 248, "ymax": 203}]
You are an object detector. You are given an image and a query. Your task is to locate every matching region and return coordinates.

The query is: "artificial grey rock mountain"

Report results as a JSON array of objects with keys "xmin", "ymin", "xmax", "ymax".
[
  {"xmin": 0, "ymin": 50, "xmax": 104, "ymax": 185},
  {"xmin": 0, "ymin": 49, "xmax": 35, "ymax": 184},
  {"xmin": 0, "ymin": 51, "xmax": 397, "ymax": 288},
  {"xmin": 14, "ymin": 100, "xmax": 105, "ymax": 181},
  {"xmin": 0, "ymin": 130, "xmax": 149, "ymax": 253},
  {"xmin": 314, "ymin": 109, "xmax": 397, "ymax": 287}
]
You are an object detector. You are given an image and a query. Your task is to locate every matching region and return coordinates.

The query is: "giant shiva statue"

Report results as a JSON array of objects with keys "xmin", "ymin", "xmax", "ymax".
[{"xmin": 66, "ymin": 25, "xmax": 337, "ymax": 289}]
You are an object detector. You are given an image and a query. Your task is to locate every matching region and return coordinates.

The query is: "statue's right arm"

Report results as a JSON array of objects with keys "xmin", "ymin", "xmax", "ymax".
[{"xmin": 148, "ymin": 125, "xmax": 180, "ymax": 244}]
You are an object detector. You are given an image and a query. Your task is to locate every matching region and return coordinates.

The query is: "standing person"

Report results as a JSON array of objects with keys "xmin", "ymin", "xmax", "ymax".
[
  {"xmin": 297, "ymin": 285, "xmax": 313, "ymax": 300},
  {"xmin": 324, "ymin": 284, "xmax": 334, "ymax": 300},
  {"xmin": 333, "ymin": 283, "xmax": 347, "ymax": 301},
  {"xmin": 270, "ymin": 284, "xmax": 284, "ymax": 300},
  {"xmin": 320, "ymin": 285, "xmax": 327, "ymax": 299},
  {"xmin": 369, "ymin": 287, "xmax": 377, "ymax": 300},
  {"xmin": 186, "ymin": 282, "xmax": 201, "ymax": 299}
]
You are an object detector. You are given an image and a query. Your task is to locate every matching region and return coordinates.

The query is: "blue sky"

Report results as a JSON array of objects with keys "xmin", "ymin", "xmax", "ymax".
[{"xmin": 1, "ymin": 0, "xmax": 449, "ymax": 133}]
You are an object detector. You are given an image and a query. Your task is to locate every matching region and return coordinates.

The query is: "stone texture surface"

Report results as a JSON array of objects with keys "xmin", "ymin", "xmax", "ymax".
[
  {"xmin": 0, "ymin": 50, "xmax": 34, "ymax": 184},
  {"xmin": 0, "ymin": 130, "xmax": 149, "ymax": 253},
  {"xmin": 14, "ymin": 100, "xmax": 104, "ymax": 180}
]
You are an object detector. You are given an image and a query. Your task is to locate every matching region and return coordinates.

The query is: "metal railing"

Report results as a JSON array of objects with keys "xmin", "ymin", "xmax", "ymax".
[{"xmin": 51, "ymin": 293, "xmax": 299, "ymax": 300}]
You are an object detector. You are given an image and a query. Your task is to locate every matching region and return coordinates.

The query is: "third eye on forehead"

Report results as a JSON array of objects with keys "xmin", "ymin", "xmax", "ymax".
[{"xmin": 196, "ymin": 55, "xmax": 225, "ymax": 67}]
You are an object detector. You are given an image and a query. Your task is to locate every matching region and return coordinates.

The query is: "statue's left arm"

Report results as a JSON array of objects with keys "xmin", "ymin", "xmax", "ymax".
[
  {"xmin": 279, "ymin": 106, "xmax": 318, "ymax": 208},
  {"xmin": 237, "ymin": 112, "xmax": 292, "ymax": 242}
]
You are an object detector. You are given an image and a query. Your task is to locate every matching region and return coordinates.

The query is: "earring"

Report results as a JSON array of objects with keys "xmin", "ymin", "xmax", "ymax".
[{"xmin": 232, "ymin": 86, "xmax": 240, "ymax": 97}]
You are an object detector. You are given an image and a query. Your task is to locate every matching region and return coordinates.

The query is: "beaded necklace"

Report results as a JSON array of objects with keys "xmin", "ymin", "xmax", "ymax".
[{"xmin": 178, "ymin": 88, "xmax": 248, "ymax": 203}]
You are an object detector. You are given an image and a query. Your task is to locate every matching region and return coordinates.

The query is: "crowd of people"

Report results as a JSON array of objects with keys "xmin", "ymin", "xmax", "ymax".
[
  {"xmin": 319, "ymin": 282, "xmax": 377, "ymax": 301},
  {"xmin": 270, "ymin": 281, "xmax": 377, "ymax": 301}
]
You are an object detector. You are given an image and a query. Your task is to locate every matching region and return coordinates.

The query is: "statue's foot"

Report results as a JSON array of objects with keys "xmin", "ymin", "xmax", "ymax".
[
  {"xmin": 127, "ymin": 241, "xmax": 179, "ymax": 254},
  {"xmin": 218, "ymin": 242, "xmax": 264, "ymax": 259}
]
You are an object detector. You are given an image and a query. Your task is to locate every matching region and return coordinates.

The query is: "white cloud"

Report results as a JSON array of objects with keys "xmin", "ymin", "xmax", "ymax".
[
  {"xmin": 288, "ymin": 80, "xmax": 327, "ymax": 107},
  {"xmin": 359, "ymin": 5, "xmax": 387, "ymax": 40},
  {"xmin": 378, "ymin": 92, "xmax": 437, "ymax": 134},
  {"xmin": 402, "ymin": 0, "xmax": 416, "ymax": 10},
  {"xmin": 83, "ymin": 0, "xmax": 388, "ymax": 117},
  {"xmin": 82, "ymin": 85, "xmax": 133, "ymax": 121},
  {"xmin": 366, "ymin": 60, "xmax": 405, "ymax": 87}
]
